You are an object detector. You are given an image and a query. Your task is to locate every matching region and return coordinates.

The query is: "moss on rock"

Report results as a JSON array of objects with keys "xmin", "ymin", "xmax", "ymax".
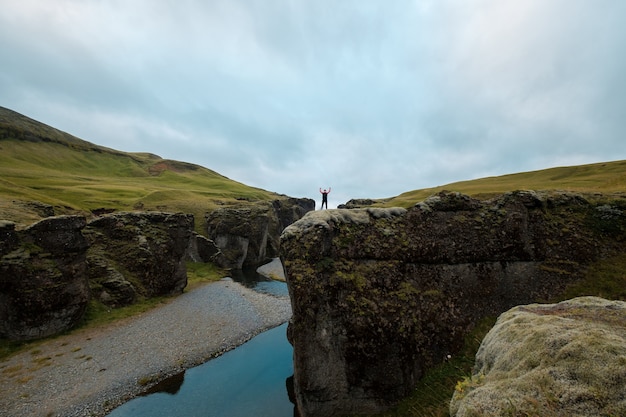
[{"xmin": 450, "ymin": 296, "xmax": 626, "ymax": 417}]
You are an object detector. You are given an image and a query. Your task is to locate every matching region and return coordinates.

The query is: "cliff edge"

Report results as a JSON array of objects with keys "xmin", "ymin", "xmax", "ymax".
[{"xmin": 280, "ymin": 191, "xmax": 626, "ymax": 417}]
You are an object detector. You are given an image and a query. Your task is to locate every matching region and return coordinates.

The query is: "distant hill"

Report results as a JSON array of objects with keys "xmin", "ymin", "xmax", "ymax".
[
  {"xmin": 382, "ymin": 160, "xmax": 626, "ymax": 208},
  {"xmin": 2, "ymin": 105, "xmax": 625, "ymax": 226},
  {"xmin": 0, "ymin": 106, "xmax": 280, "ymax": 229}
]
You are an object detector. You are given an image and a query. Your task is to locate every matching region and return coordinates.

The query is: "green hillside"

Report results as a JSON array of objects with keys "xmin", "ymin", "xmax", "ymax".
[
  {"xmin": 382, "ymin": 160, "xmax": 626, "ymax": 208},
  {"xmin": 0, "ymin": 106, "xmax": 279, "ymax": 229},
  {"xmin": 2, "ymin": 105, "xmax": 625, "ymax": 228}
]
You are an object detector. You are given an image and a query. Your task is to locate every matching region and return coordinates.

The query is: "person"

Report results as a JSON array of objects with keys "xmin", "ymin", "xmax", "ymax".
[{"xmin": 319, "ymin": 187, "xmax": 331, "ymax": 209}]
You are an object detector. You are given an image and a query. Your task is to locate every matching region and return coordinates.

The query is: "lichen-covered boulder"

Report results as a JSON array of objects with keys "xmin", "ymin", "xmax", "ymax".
[
  {"xmin": 450, "ymin": 297, "xmax": 626, "ymax": 417},
  {"xmin": 0, "ymin": 216, "xmax": 90, "ymax": 341},
  {"xmin": 85, "ymin": 212, "xmax": 193, "ymax": 299}
]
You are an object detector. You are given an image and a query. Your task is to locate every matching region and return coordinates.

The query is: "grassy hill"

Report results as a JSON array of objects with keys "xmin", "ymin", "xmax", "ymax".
[
  {"xmin": 381, "ymin": 160, "xmax": 626, "ymax": 208},
  {"xmin": 2, "ymin": 105, "xmax": 626, "ymax": 228},
  {"xmin": 0, "ymin": 106, "xmax": 280, "ymax": 230}
]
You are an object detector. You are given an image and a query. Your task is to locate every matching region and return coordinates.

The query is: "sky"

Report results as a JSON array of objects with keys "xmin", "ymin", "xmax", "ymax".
[{"xmin": 1, "ymin": 0, "xmax": 625, "ymax": 208}]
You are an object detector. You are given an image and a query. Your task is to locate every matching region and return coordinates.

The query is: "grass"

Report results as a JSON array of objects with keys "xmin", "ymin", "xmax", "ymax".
[
  {"xmin": 186, "ymin": 261, "xmax": 228, "ymax": 290},
  {"xmin": 3, "ymin": 107, "xmax": 626, "ymax": 231},
  {"xmin": 0, "ymin": 107, "xmax": 281, "ymax": 233},
  {"xmin": 379, "ymin": 160, "xmax": 626, "ymax": 208},
  {"xmin": 557, "ymin": 252, "xmax": 626, "ymax": 302}
]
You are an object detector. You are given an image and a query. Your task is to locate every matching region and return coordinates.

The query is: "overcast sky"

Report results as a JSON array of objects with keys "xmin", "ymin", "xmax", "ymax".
[{"xmin": 2, "ymin": 1, "xmax": 625, "ymax": 208}]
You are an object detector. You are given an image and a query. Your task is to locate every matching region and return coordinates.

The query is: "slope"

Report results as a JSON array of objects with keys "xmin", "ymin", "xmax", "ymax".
[
  {"xmin": 0, "ymin": 106, "xmax": 278, "ymax": 228},
  {"xmin": 382, "ymin": 160, "xmax": 626, "ymax": 208}
]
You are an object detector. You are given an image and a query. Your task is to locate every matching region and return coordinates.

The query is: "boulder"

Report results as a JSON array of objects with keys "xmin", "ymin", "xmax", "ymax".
[
  {"xmin": 0, "ymin": 216, "xmax": 90, "ymax": 341},
  {"xmin": 85, "ymin": 212, "xmax": 193, "ymax": 299},
  {"xmin": 450, "ymin": 296, "xmax": 626, "ymax": 417},
  {"xmin": 280, "ymin": 191, "xmax": 626, "ymax": 417},
  {"xmin": 206, "ymin": 198, "xmax": 314, "ymax": 269}
]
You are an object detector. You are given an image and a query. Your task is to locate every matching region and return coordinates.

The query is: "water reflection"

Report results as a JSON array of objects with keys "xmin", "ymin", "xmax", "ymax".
[
  {"xmin": 107, "ymin": 323, "xmax": 295, "ymax": 417},
  {"xmin": 141, "ymin": 371, "xmax": 185, "ymax": 396},
  {"xmin": 229, "ymin": 265, "xmax": 289, "ymax": 298}
]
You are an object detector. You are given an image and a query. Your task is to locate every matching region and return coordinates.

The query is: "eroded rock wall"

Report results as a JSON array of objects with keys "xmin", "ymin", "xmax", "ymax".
[
  {"xmin": 280, "ymin": 191, "xmax": 626, "ymax": 417},
  {"xmin": 0, "ymin": 211, "xmax": 195, "ymax": 340},
  {"xmin": 85, "ymin": 212, "xmax": 193, "ymax": 304},
  {"xmin": 0, "ymin": 216, "xmax": 90, "ymax": 340},
  {"xmin": 207, "ymin": 198, "xmax": 314, "ymax": 269}
]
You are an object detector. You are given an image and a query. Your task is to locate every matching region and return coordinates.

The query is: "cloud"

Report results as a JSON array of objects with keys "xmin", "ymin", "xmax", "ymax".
[{"xmin": 1, "ymin": 0, "xmax": 625, "ymax": 207}]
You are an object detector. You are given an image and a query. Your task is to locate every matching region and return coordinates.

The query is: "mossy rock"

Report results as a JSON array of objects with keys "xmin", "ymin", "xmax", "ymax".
[{"xmin": 450, "ymin": 296, "xmax": 626, "ymax": 417}]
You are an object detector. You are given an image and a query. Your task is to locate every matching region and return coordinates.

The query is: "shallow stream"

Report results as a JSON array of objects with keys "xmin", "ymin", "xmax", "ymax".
[
  {"xmin": 106, "ymin": 269, "xmax": 294, "ymax": 417},
  {"xmin": 229, "ymin": 265, "xmax": 290, "ymax": 298}
]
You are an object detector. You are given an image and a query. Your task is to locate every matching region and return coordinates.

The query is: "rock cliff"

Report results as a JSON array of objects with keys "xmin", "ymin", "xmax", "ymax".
[
  {"xmin": 450, "ymin": 296, "xmax": 626, "ymax": 417},
  {"xmin": 280, "ymin": 191, "xmax": 626, "ymax": 417},
  {"xmin": 1, "ymin": 192, "xmax": 311, "ymax": 341},
  {"xmin": 0, "ymin": 211, "xmax": 194, "ymax": 340},
  {"xmin": 206, "ymin": 198, "xmax": 314, "ymax": 269},
  {"xmin": 0, "ymin": 216, "xmax": 90, "ymax": 340},
  {"xmin": 85, "ymin": 212, "xmax": 194, "ymax": 306}
]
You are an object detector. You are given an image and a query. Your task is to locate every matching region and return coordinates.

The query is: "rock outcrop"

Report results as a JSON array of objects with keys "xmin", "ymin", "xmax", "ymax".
[
  {"xmin": 207, "ymin": 198, "xmax": 314, "ymax": 269},
  {"xmin": 0, "ymin": 194, "xmax": 310, "ymax": 341},
  {"xmin": 85, "ymin": 212, "xmax": 194, "ymax": 306},
  {"xmin": 0, "ymin": 216, "xmax": 90, "ymax": 341},
  {"xmin": 337, "ymin": 198, "xmax": 376, "ymax": 209},
  {"xmin": 280, "ymin": 191, "xmax": 626, "ymax": 417},
  {"xmin": 185, "ymin": 232, "xmax": 221, "ymax": 263},
  {"xmin": 0, "ymin": 211, "xmax": 195, "ymax": 340},
  {"xmin": 450, "ymin": 296, "xmax": 626, "ymax": 417}
]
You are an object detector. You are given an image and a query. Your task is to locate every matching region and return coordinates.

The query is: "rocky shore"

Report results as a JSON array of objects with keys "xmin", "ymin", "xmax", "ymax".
[{"xmin": 0, "ymin": 279, "xmax": 292, "ymax": 417}]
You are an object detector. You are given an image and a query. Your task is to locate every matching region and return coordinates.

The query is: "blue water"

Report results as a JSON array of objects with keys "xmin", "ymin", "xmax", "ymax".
[
  {"xmin": 230, "ymin": 266, "xmax": 290, "ymax": 298},
  {"xmin": 106, "ymin": 323, "xmax": 294, "ymax": 417}
]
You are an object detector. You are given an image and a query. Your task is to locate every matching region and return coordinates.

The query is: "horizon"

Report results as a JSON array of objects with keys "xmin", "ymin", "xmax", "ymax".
[
  {"xmin": 2, "ymin": 1, "xmax": 625, "ymax": 208},
  {"xmin": 3, "ymin": 104, "xmax": 625, "ymax": 209}
]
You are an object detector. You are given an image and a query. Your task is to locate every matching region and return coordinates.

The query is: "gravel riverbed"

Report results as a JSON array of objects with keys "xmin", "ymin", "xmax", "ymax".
[{"xmin": 0, "ymin": 278, "xmax": 292, "ymax": 417}]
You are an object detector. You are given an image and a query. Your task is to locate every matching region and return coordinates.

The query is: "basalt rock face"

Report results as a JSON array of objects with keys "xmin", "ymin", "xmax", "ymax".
[
  {"xmin": 0, "ymin": 212, "xmax": 196, "ymax": 340},
  {"xmin": 186, "ymin": 232, "xmax": 221, "ymax": 263},
  {"xmin": 450, "ymin": 297, "xmax": 626, "ymax": 417},
  {"xmin": 85, "ymin": 212, "xmax": 194, "ymax": 305},
  {"xmin": 280, "ymin": 191, "xmax": 626, "ymax": 417},
  {"xmin": 0, "ymin": 216, "xmax": 90, "ymax": 341},
  {"xmin": 207, "ymin": 198, "xmax": 314, "ymax": 269},
  {"xmin": 273, "ymin": 198, "xmax": 317, "ymax": 230}
]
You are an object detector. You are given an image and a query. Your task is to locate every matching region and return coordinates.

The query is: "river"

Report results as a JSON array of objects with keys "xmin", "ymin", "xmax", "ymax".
[{"xmin": 106, "ymin": 268, "xmax": 295, "ymax": 417}]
